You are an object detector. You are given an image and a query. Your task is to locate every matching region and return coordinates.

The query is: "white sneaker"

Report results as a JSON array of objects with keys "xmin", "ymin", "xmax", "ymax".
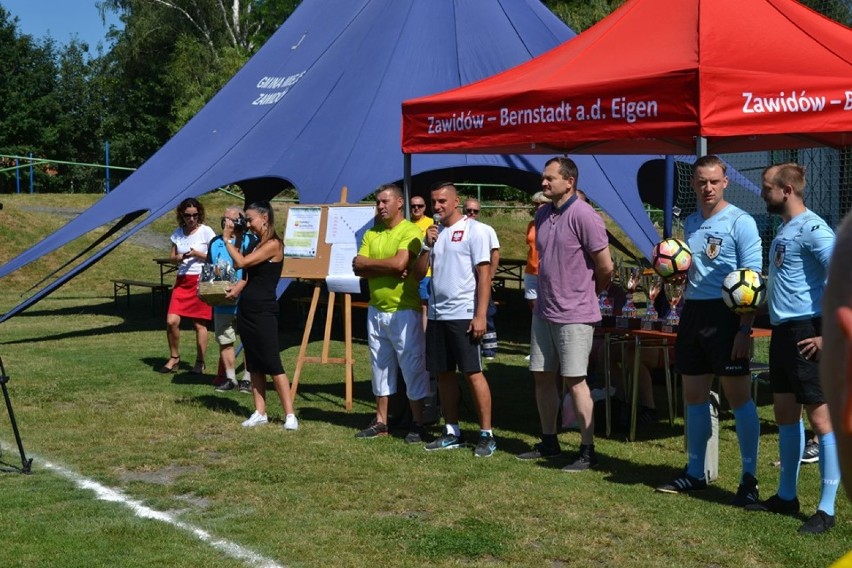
[
  {"xmin": 284, "ymin": 414, "xmax": 299, "ymax": 431},
  {"xmin": 241, "ymin": 411, "xmax": 268, "ymax": 428}
]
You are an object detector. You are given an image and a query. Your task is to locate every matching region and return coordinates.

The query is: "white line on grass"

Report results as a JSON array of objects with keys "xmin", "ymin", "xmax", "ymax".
[{"xmin": 36, "ymin": 458, "xmax": 286, "ymax": 568}]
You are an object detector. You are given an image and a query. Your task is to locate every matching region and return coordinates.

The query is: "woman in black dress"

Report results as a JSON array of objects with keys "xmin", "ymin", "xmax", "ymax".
[{"xmin": 222, "ymin": 201, "xmax": 297, "ymax": 430}]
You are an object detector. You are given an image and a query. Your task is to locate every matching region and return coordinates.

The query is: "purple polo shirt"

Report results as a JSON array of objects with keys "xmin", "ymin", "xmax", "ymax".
[{"xmin": 534, "ymin": 196, "xmax": 609, "ymax": 324}]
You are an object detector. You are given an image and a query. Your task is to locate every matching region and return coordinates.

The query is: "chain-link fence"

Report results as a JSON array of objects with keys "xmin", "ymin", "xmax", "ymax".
[{"xmin": 673, "ymin": 147, "xmax": 851, "ymax": 273}]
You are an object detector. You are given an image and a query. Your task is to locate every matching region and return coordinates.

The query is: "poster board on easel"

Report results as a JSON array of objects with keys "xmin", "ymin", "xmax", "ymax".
[{"xmin": 280, "ymin": 188, "xmax": 376, "ymax": 411}]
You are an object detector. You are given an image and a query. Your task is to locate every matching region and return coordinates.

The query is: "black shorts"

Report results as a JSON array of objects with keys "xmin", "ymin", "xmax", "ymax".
[
  {"xmin": 425, "ymin": 319, "xmax": 482, "ymax": 375},
  {"xmin": 769, "ymin": 317, "xmax": 823, "ymax": 405},
  {"xmin": 675, "ymin": 299, "xmax": 749, "ymax": 377}
]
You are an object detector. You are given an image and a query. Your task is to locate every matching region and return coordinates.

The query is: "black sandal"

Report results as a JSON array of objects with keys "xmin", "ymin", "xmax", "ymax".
[
  {"xmin": 159, "ymin": 356, "xmax": 180, "ymax": 374},
  {"xmin": 191, "ymin": 359, "xmax": 206, "ymax": 375}
]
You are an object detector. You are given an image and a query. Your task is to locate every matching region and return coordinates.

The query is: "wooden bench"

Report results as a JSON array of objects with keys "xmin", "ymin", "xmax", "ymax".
[{"xmin": 111, "ymin": 279, "xmax": 171, "ymax": 314}]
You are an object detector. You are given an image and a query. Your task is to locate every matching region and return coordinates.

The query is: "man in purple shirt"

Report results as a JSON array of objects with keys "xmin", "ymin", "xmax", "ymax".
[{"xmin": 518, "ymin": 157, "xmax": 613, "ymax": 472}]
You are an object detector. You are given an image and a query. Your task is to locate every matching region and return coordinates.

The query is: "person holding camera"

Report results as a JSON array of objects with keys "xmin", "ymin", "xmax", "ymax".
[
  {"xmin": 161, "ymin": 198, "xmax": 216, "ymax": 374},
  {"xmin": 222, "ymin": 201, "xmax": 298, "ymax": 430},
  {"xmin": 207, "ymin": 205, "xmax": 258, "ymax": 392}
]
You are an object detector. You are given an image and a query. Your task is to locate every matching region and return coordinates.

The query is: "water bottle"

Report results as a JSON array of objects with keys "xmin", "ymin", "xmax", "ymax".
[{"xmin": 705, "ymin": 390, "xmax": 720, "ymax": 482}]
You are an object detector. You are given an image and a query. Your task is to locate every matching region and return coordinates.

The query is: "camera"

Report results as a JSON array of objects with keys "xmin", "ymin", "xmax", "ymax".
[{"xmin": 222, "ymin": 215, "xmax": 247, "ymax": 232}]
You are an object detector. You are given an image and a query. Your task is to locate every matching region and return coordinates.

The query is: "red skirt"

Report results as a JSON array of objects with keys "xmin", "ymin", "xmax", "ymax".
[{"xmin": 168, "ymin": 274, "xmax": 212, "ymax": 321}]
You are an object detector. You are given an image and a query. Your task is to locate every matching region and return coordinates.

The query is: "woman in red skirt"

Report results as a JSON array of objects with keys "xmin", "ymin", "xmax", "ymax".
[{"xmin": 160, "ymin": 198, "xmax": 216, "ymax": 374}]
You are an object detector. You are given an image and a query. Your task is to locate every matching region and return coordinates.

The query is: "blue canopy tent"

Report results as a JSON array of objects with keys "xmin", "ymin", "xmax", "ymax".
[{"xmin": 0, "ymin": 0, "xmax": 659, "ymax": 322}]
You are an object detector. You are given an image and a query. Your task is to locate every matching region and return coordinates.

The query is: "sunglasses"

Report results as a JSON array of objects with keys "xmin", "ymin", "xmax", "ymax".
[
  {"xmin": 465, "ymin": 208, "xmax": 480, "ymax": 215},
  {"xmin": 183, "ymin": 212, "xmax": 199, "ymax": 219},
  {"xmin": 410, "ymin": 204, "xmax": 425, "ymax": 209}
]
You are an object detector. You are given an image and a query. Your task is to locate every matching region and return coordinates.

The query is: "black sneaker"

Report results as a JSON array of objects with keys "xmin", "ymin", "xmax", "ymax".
[
  {"xmin": 656, "ymin": 471, "xmax": 707, "ymax": 494},
  {"xmin": 238, "ymin": 379, "xmax": 252, "ymax": 394},
  {"xmin": 215, "ymin": 380, "xmax": 238, "ymax": 392},
  {"xmin": 516, "ymin": 442, "xmax": 562, "ymax": 460},
  {"xmin": 474, "ymin": 432, "xmax": 497, "ymax": 458},
  {"xmin": 355, "ymin": 420, "xmax": 388, "ymax": 439},
  {"xmin": 404, "ymin": 424, "xmax": 431, "ymax": 444},
  {"xmin": 745, "ymin": 493, "xmax": 801, "ymax": 516},
  {"xmin": 799, "ymin": 510, "xmax": 835, "ymax": 534},
  {"xmin": 561, "ymin": 444, "xmax": 598, "ymax": 472},
  {"xmin": 731, "ymin": 473, "xmax": 759, "ymax": 507},
  {"xmin": 424, "ymin": 432, "xmax": 464, "ymax": 451},
  {"xmin": 801, "ymin": 439, "xmax": 820, "ymax": 464},
  {"xmin": 637, "ymin": 405, "xmax": 659, "ymax": 426}
]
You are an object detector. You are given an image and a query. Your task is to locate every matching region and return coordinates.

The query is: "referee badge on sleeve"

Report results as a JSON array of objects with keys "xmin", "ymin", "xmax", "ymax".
[{"xmin": 705, "ymin": 236, "xmax": 722, "ymax": 260}]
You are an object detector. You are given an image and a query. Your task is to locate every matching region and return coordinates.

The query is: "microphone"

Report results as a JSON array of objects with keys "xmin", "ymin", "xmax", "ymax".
[{"xmin": 424, "ymin": 213, "xmax": 442, "ymax": 249}]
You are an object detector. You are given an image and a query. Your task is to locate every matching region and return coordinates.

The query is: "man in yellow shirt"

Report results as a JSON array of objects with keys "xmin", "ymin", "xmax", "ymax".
[
  {"xmin": 411, "ymin": 195, "xmax": 433, "ymax": 330},
  {"xmin": 353, "ymin": 184, "xmax": 430, "ymax": 442}
]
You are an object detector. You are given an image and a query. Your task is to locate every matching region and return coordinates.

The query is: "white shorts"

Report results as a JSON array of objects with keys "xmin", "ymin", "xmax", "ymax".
[
  {"xmin": 524, "ymin": 273, "xmax": 538, "ymax": 300},
  {"xmin": 367, "ymin": 306, "xmax": 430, "ymax": 399},
  {"xmin": 529, "ymin": 314, "xmax": 594, "ymax": 377}
]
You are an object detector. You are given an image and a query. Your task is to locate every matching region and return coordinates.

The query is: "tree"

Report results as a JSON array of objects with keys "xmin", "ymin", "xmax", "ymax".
[
  {"xmin": 98, "ymin": 0, "xmax": 300, "ymax": 56},
  {"xmin": 542, "ymin": 0, "xmax": 626, "ymax": 32},
  {"xmin": 0, "ymin": 7, "xmax": 64, "ymax": 191},
  {"xmin": 53, "ymin": 40, "xmax": 108, "ymax": 192},
  {"xmin": 94, "ymin": 0, "xmax": 301, "ymax": 164}
]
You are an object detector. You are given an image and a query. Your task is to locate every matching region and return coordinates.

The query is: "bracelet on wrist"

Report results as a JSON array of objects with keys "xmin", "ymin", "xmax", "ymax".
[
  {"xmin": 738, "ymin": 325, "xmax": 752, "ymax": 336},
  {"xmin": 420, "ymin": 241, "xmax": 432, "ymax": 253}
]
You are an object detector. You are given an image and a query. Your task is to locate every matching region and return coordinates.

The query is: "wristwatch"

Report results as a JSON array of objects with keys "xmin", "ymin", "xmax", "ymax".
[{"xmin": 738, "ymin": 325, "xmax": 752, "ymax": 336}]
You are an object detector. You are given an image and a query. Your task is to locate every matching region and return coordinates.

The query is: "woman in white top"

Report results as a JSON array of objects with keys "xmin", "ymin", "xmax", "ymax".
[{"xmin": 160, "ymin": 198, "xmax": 216, "ymax": 374}]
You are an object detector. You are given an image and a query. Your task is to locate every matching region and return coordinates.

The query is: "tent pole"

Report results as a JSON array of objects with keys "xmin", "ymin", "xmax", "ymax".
[
  {"xmin": 403, "ymin": 153, "xmax": 412, "ymax": 218},
  {"xmin": 105, "ymin": 140, "xmax": 111, "ymax": 194},
  {"xmin": 696, "ymin": 136, "xmax": 708, "ymax": 158},
  {"xmin": 663, "ymin": 155, "xmax": 674, "ymax": 238}
]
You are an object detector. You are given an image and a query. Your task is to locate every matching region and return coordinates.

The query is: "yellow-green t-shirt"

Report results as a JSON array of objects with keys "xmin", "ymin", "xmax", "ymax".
[
  {"xmin": 413, "ymin": 215, "xmax": 433, "ymax": 277},
  {"xmin": 414, "ymin": 215, "xmax": 432, "ymax": 236},
  {"xmin": 358, "ymin": 219, "xmax": 422, "ymax": 312},
  {"xmin": 831, "ymin": 550, "xmax": 852, "ymax": 568}
]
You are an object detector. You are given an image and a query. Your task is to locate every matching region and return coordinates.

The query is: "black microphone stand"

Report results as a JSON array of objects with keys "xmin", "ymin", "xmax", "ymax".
[{"xmin": 0, "ymin": 356, "xmax": 32, "ymax": 473}]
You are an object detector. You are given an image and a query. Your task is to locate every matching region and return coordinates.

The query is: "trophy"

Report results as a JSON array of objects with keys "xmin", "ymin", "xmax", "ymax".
[
  {"xmin": 640, "ymin": 272, "xmax": 662, "ymax": 330},
  {"xmin": 598, "ymin": 274, "xmax": 615, "ymax": 328},
  {"xmin": 662, "ymin": 279, "xmax": 686, "ymax": 333},
  {"xmin": 615, "ymin": 265, "xmax": 641, "ymax": 330}
]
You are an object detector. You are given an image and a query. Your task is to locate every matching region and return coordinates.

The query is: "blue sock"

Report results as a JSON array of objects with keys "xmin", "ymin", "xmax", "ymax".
[
  {"xmin": 732, "ymin": 400, "xmax": 760, "ymax": 479},
  {"xmin": 818, "ymin": 432, "xmax": 841, "ymax": 516},
  {"xmin": 686, "ymin": 402, "xmax": 710, "ymax": 480},
  {"xmin": 777, "ymin": 421, "xmax": 804, "ymax": 501}
]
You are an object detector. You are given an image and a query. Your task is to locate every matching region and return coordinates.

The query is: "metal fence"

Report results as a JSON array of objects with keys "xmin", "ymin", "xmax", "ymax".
[{"xmin": 674, "ymin": 147, "xmax": 852, "ymax": 272}]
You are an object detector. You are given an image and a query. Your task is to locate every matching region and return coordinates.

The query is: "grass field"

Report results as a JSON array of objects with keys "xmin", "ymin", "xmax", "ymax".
[{"xmin": 0, "ymin": 193, "xmax": 848, "ymax": 568}]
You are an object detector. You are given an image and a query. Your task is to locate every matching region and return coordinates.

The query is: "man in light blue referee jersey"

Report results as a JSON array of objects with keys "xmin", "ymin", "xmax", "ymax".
[
  {"xmin": 744, "ymin": 163, "xmax": 840, "ymax": 534},
  {"xmin": 656, "ymin": 155, "xmax": 763, "ymax": 505}
]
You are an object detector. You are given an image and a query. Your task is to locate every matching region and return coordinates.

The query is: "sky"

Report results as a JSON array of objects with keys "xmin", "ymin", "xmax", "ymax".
[{"xmin": 2, "ymin": 0, "xmax": 123, "ymax": 51}]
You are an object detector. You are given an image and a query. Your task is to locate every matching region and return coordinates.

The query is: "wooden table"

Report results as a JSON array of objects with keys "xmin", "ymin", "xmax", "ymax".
[
  {"xmin": 604, "ymin": 326, "xmax": 771, "ymax": 442},
  {"xmin": 494, "ymin": 258, "xmax": 526, "ymax": 285},
  {"xmin": 597, "ymin": 326, "xmax": 623, "ymax": 438},
  {"xmin": 153, "ymin": 257, "xmax": 178, "ymax": 286}
]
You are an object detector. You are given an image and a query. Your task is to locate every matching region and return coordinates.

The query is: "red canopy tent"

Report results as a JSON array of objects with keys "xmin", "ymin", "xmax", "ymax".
[{"xmin": 402, "ymin": 0, "xmax": 852, "ymax": 156}]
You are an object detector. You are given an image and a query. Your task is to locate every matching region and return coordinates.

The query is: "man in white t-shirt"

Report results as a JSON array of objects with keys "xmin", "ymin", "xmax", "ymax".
[
  {"xmin": 413, "ymin": 183, "xmax": 496, "ymax": 458},
  {"xmin": 463, "ymin": 198, "xmax": 500, "ymax": 360}
]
